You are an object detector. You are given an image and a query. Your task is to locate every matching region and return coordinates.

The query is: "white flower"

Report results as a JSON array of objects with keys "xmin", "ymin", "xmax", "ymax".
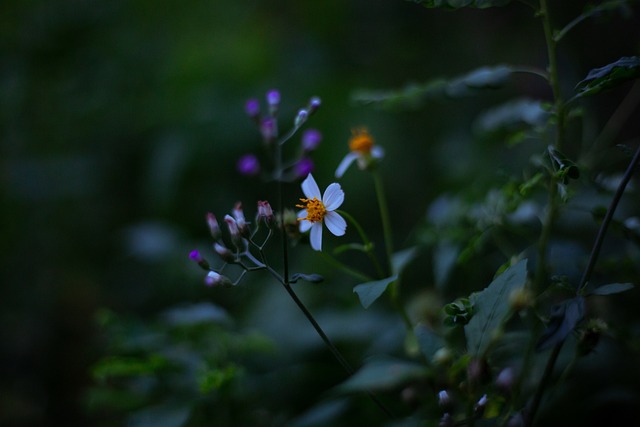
[
  {"xmin": 335, "ymin": 128, "xmax": 384, "ymax": 178},
  {"xmin": 296, "ymin": 173, "xmax": 346, "ymax": 251}
]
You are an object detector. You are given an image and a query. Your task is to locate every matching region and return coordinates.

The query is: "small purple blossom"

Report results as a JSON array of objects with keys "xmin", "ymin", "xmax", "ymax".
[
  {"xmin": 237, "ymin": 154, "xmax": 260, "ymax": 176},
  {"xmin": 260, "ymin": 116, "xmax": 277, "ymax": 142},
  {"xmin": 245, "ymin": 98, "xmax": 260, "ymax": 119},
  {"xmin": 206, "ymin": 212, "xmax": 221, "ymax": 239},
  {"xmin": 301, "ymin": 129, "xmax": 322, "ymax": 151},
  {"xmin": 308, "ymin": 96, "xmax": 321, "ymax": 114},
  {"xmin": 266, "ymin": 89, "xmax": 280, "ymax": 113},
  {"xmin": 204, "ymin": 271, "xmax": 224, "ymax": 287},
  {"xmin": 295, "ymin": 157, "xmax": 315, "ymax": 177},
  {"xmin": 189, "ymin": 250, "xmax": 210, "ymax": 270}
]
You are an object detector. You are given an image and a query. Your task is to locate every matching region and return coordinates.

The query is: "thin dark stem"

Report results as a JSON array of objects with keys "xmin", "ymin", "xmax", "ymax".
[{"xmin": 526, "ymin": 143, "xmax": 640, "ymax": 426}]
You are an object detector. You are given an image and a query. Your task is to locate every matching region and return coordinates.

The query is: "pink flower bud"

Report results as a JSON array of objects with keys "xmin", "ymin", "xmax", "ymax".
[
  {"xmin": 206, "ymin": 212, "xmax": 221, "ymax": 239},
  {"xmin": 257, "ymin": 200, "xmax": 274, "ymax": 225}
]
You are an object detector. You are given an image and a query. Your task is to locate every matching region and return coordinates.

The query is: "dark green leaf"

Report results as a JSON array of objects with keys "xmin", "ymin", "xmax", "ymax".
[
  {"xmin": 290, "ymin": 273, "xmax": 324, "ymax": 284},
  {"xmin": 407, "ymin": 0, "xmax": 511, "ymax": 9},
  {"xmin": 589, "ymin": 282, "xmax": 634, "ymax": 296},
  {"xmin": 575, "ymin": 56, "xmax": 640, "ymax": 98},
  {"xmin": 474, "ymin": 98, "xmax": 549, "ymax": 137},
  {"xmin": 464, "ymin": 259, "xmax": 528, "ymax": 357},
  {"xmin": 352, "ymin": 65, "xmax": 514, "ymax": 109},
  {"xmin": 391, "ymin": 246, "xmax": 420, "ymax": 275},
  {"xmin": 415, "ymin": 323, "xmax": 445, "ymax": 361},
  {"xmin": 337, "ymin": 357, "xmax": 426, "ymax": 392},
  {"xmin": 353, "ymin": 276, "xmax": 397, "ymax": 308},
  {"xmin": 536, "ymin": 296, "xmax": 585, "ymax": 351}
]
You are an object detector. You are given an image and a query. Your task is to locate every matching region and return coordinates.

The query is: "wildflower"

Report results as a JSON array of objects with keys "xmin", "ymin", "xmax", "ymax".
[
  {"xmin": 189, "ymin": 249, "xmax": 210, "ymax": 270},
  {"xmin": 237, "ymin": 154, "xmax": 260, "ymax": 176},
  {"xmin": 335, "ymin": 128, "xmax": 384, "ymax": 178},
  {"xmin": 296, "ymin": 173, "xmax": 346, "ymax": 251},
  {"xmin": 206, "ymin": 212, "xmax": 221, "ymax": 240},
  {"xmin": 266, "ymin": 89, "xmax": 280, "ymax": 115},
  {"xmin": 301, "ymin": 129, "xmax": 322, "ymax": 152},
  {"xmin": 294, "ymin": 157, "xmax": 315, "ymax": 178},
  {"xmin": 204, "ymin": 270, "xmax": 231, "ymax": 287},
  {"xmin": 256, "ymin": 200, "xmax": 274, "ymax": 225},
  {"xmin": 260, "ymin": 116, "xmax": 277, "ymax": 142},
  {"xmin": 245, "ymin": 98, "xmax": 260, "ymax": 120}
]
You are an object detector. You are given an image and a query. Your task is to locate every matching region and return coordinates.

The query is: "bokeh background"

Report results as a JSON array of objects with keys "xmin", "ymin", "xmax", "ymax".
[{"xmin": 2, "ymin": 0, "xmax": 640, "ymax": 426}]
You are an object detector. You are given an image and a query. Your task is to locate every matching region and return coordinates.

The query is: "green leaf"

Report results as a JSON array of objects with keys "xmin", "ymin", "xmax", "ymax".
[
  {"xmin": 415, "ymin": 323, "xmax": 445, "ymax": 361},
  {"xmin": 464, "ymin": 259, "xmax": 528, "ymax": 358},
  {"xmin": 352, "ymin": 65, "xmax": 513, "ymax": 109},
  {"xmin": 391, "ymin": 246, "xmax": 420, "ymax": 275},
  {"xmin": 353, "ymin": 275, "xmax": 397, "ymax": 308},
  {"xmin": 575, "ymin": 56, "xmax": 640, "ymax": 98},
  {"xmin": 536, "ymin": 296, "xmax": 585, "ymax": 351},
  {"xmin": 337, "ymin": 357, "xmax": 426, "ymax": 392},
  {"xmin": 407, "ymin": 0, "xmax": 511, "ymax": 9},
  {"xmin": 474, "ymin": 98, "xmax": 549, "ymax": 137},
  {"xmin": 589, "ymin": 282, "xmax": 634, "ymax": 296}
]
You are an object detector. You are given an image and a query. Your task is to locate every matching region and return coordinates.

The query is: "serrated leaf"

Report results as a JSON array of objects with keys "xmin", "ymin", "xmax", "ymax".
[
  {"xmin": 464, "ymin": 259, "xmax": 528, "ymax": 358},
  {"xmin": 391, "ymin": 246, "xmax": 420, "ymax": 275},
  {"xmin": 407, "ymin": 0, "xmax": 511, "ymax": 9},
  {"xmin": 415, "ymin": 323, "xmax": 445, "ymax": 361},
  {"xmin": 337, "ymin": 357, "xmax": 426, "ymax": 392},
  {"xmin": 353, "ymin": 275, "xmax": 397, "ymax": 308},
  {"xmin": 353, "ymin": 65, "xmax": 513, "ymax": 109},
  {"xmin": 575, "ymin": 56, "xmax": 640, "ymax": 98},
  {"xmin": 589, "ymin": 282, "xmax": 634, "ymax": 296},
  {"xmin": 536, "ymin": 296, "xmax": 585, "ymax": 351}
]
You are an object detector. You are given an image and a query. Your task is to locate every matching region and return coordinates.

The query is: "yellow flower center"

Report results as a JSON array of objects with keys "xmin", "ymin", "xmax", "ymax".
[
  {"xmin": 349, "ymin": 128, "xmax": 374, "ymax": 154},
  {"xmin": 296, "ymin": 197, "xmax": 326, "ymax": 222}
]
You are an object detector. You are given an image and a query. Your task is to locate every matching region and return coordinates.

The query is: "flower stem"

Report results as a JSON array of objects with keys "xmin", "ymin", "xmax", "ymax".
[
  {"xmin": 372, "ymin": 170, "xmax": 394, "ymax": 275},
  {"xmin": 336, "ymin": 209, "xmax": 385, "ymax": 279}
]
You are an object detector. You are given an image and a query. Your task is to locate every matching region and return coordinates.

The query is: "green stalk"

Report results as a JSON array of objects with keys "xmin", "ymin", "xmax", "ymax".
[{"xmin": 372, "ymin": 170, "xmax": 394, "ymax": 274}]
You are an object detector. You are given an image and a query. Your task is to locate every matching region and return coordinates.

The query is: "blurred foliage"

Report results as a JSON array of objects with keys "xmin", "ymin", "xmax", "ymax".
[{"xmin": 1, "ymin": 0, "xmax": 640, "ymax": 426}]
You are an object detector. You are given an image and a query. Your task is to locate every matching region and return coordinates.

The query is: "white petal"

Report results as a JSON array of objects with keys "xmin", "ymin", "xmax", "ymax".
[
  {"xmin": 324, "ymin": 211, "xmax": 346, "ymax": 236},
  {"xmin": 322, "ymin": 183, "xmax": 344, "ymax": 211},
  {"xmin": 335, "ymin": 153, "xmax": 358, "ymax": 178},
  {"xmin": 309, "ymin": 222, "xmax": 323, "ymax": 251},
  {"xmin": 297, "ymin": 210, "xmax": 313, "ymax": 232},
  {"xmin": 371, "ymin": 146, "xmax": 385, "ymax": 159},
  {"xmin": 301, "ymin": 173, "xmax": 321, "ymax": 199}
]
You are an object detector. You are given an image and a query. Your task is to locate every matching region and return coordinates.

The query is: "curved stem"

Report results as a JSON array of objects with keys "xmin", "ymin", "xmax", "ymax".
[
  {"xmin": 336, "ymin": 209, "xmax": 385, "ymax": 279},
  {"xmin": 319, "ymin": 251, "xmax": 373, "ymax": 282},
  {"xmin": 372, "ymin": 170, "xmax": 394, "ymax": 275}
]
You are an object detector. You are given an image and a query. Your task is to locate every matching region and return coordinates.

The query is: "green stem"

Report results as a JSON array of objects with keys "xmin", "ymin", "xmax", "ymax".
[
  {"xmin": 372, "ymin": 170, "xmax": 394, "ymax": 275},
  {"xmin": 336, "ymin": 209, "xmax": 385, "ymax": 279},
  {"xmin": 319, "ymin": 251, "xmax": 373, "ymax": 283}
]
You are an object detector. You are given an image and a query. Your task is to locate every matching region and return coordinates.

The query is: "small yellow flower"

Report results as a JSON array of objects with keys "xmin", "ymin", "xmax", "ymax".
[{"xmin": 335, "ymin": 128, "xmax": 385, "ymax": 178}]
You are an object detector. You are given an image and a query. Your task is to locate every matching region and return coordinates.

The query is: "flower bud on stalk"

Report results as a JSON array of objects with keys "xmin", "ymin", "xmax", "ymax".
[
  {"xmin": 256, "ymin": 200, "xmax": 274, "ymax": 226},
  {"xmin": 232, "ymin": 202, "xmax": 249, "ymax": 237},
  {"xmin": 245, "ymin": 98, "xmax": 260, "ymax": 122},
  {"xmin": 214, "ymin": 242, "xmax": 235, "ymax": 263},
  {"xmin": 294, "ymin": 109, "xmax": 308, "ymax": 128},
  {"xmin": 204, "ymin": 270, "xmax": 232, "ymax": 287},
  {"xmin": 260, "ymin": 117, "xmax": 277, "ymax": 144},
  {"xmin": 189, "ymin": 250, "xmax": 210, "ymax": 271},
  {"xmin": 307, "ymin": 96, "xmax": 321, "ymax": 115},
  {"xmin": 266, "ymin": 89, "xmax": 280, "ymax": 116},
  {"xmin": 224, "ymin": 215, "xmax": 245, "ymax": 250},
  {"xmin": 206, "ymin": 212, "xmax": 221, "ymax": 240}
]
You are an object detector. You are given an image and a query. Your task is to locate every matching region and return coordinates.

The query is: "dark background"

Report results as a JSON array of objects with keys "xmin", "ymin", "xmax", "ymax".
[{"xmin": 2, "ymin": 0, "xmax": 639, "ymax": 425}]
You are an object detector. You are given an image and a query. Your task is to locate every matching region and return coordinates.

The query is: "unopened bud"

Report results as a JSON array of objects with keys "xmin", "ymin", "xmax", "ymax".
[
  {"xmin": 206, "ymin": 213, "xmax": 221, "ymax": 240},
  {"xmin": 260, "ymin": 117, "xmax": 277, "ymax": 143},
  {"xmin": 308, "ymin": 96, "xmax": 321, "ymax": 114},
  {"xmin": 214, "ymin": 243, "xmax": 235, "ymax": 263},
  {"xmin": 237, "ymin": 154, "xmax": 260, "ymax": 176},
  {"xmin": 439, "ymin": 413, "xmax": 453, "ymax": 427},
  {"xmin": 189, "ymin": 250, "xmax": 210, "ymax": 271},
  {"xmin": 301, "ymin": 129, "xmax": 322, "ymax": 152},
  {"xmin": 266, "ymin": 89, "xmax": 280, "ymax": 115},
  {"xmin": 257, "ymin": 200, "xmax": 274, "ymax": 225},
  {"xmin": 438, "ymin": 390, "xmax": 453, "ymax": 409},
  {"xmin": 224, "ymin": 215, "xmax": 244, "ymax": 249},
  {"xmin": 294, "ymin": 109, "xmax": 308, "ymax": 127},
  {"xmin": 495, "ymin": 367, "xmax": 515, "ymax": 395},
  {"xmin": 245, "ymin": 98, "xmax": 260, "ymax": 120},
  {"xmin": 474, "ymin": 394, "xmax": 488, "ymax": 416},
  {"xmin": 232, "ymin": 202, "xmax": 249, "ymax": 236},
  {"xmin": 294, "ymin": 157, "xmax": 315, "ymax": 178},
  {"xmin": 204, "ymin": 270, "xmax": 231, "ymax": 287}
]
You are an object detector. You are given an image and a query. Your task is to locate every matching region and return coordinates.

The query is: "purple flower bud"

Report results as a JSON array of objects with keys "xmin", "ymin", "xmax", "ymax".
[
  {"xmin": 224, "ymin": 214, "xmax": 244, "ymax": 249},
  {"xmin": 189, "ymin": 250, "xmax": 210, "ymax": 270},
  {"xmin": 237, "ymin": 154, "xmax": 260, "ymax": 176},
  {"xmin": 260, "ymin": 116, "xmax": 277, "ymax": 142},
  {"xmin": 308, "ymin": 96, "xmax": 321, "ymax": 114},
  {"xmin": 206, "ymin": 212, "xmax": 221, "ymax": 239},
  {"xmin": 301, "ymin": 129, "xmax": 322, "ymax": 151},
  {"xmin": 438, "ymin": 390, "xmax": 452, "ymax": 409},
  {"xmin": 232, "ymin": 202, "xmax": 249, "ymax": 236},
  {"xmin": 214, "ymin": 242, "xmax": 235, "ymax": 263},
  {"xmin": 204, "ymin": 270, "xmax": 230, "ymax": 287},
  {"xmin": 245, "ymin": 98, "xmax": 260, "ymax": 119},
  {"xmin": 266, "ymin": 89, "xmax": 280, "ymax": 114},
  {"xmin": 295, "ymin": 157, "xmax": 315, "ymax": 178},
  {"xmin": 294, "ymin": 109, "xmax": 308, "ymax": 127},
  {"xmin": 257, "ymin": 200, "xmax": 274, "ymax": 225}
]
